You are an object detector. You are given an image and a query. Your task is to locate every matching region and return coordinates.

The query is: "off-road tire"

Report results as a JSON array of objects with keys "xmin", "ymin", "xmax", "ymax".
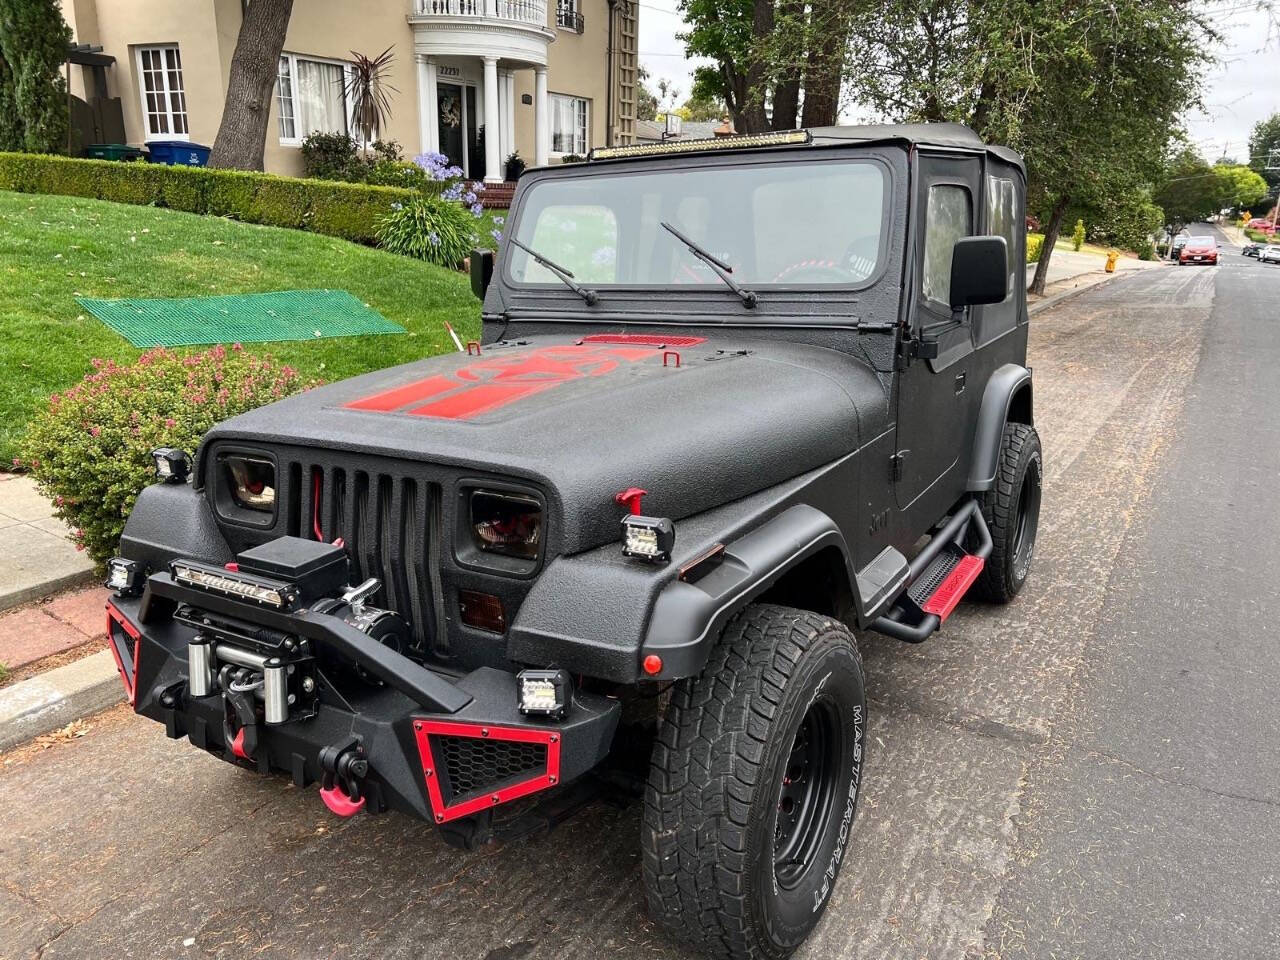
[
  {"xmin": 973, "ymin": 421, "xmax": 1042, "ymax": 602},
  {"xmin": 642, "ymin": 604, "xmax": 866, "ymax": 959}
]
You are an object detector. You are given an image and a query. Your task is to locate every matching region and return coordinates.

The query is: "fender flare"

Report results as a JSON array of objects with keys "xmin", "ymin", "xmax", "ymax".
[
  {"xmin": 640, "ymin": 504, "xmax": 858, "ymax": 680},
  {"xmin": 967, "ymin": 363, "xmax": 1033, "ymax": 492}
]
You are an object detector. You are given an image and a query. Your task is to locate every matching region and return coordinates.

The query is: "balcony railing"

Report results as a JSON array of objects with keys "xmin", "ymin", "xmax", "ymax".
[
  {"xmin": 412, "ymin": 0, "xmax": 548, "ymax": 27},
  {"xmin": 556, "ymin": 3, "xmax": 584, "ymax": 31}
]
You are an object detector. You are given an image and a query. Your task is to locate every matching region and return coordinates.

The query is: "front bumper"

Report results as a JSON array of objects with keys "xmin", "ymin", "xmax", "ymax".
[{"xmin": 107, "ymin": 577, "xmax": 620, "ymax": 826}]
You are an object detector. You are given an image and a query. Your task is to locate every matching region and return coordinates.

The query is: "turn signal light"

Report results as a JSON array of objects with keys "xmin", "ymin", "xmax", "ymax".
[{"xmin": 459, "ymin": 589, "xmax": 507, "ymax": 633}]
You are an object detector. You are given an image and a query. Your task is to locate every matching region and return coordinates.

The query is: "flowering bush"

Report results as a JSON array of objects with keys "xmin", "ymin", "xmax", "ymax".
[
  {"xmin": 20, "ymin": 347, "xmax": 315, "ymax": 570},
  {"xmin": 376, "ymin": 194, "xmax": 481, "ymax": 267}
]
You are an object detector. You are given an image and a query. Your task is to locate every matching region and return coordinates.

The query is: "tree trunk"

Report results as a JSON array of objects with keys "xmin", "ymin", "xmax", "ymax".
[
  {"xmin": 209, "ymin": 0, "xmax": 294, "ymax": 170},
  {"xmin": 739, "ymin": 0, "xmax": 774, "ymax": 133},
  {"xmin": 800, "ymin": 7, "xmax": 847, "ymax": 128},
  {"xmin": 771, "ymin": 78, "xmax": 800, "ymax": 130},
  {"xmin": 1029, "ymin": 197, "xmax": 1069, "ymax": 296}
]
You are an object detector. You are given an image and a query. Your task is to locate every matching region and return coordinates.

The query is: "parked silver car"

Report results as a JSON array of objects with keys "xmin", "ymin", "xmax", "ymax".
[{"xmin": 1260, "ymin": 245, "xmax": 1280, "ymax": 264}]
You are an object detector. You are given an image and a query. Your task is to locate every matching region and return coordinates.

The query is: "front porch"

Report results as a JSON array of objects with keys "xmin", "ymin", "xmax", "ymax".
[{"xmin": 408, "ymin": 0, "xmax": 555, "ymax": 183}]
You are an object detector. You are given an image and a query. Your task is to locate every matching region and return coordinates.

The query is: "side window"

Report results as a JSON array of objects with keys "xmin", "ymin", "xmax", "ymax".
[
  {"xmin": 922, "ymin": 185, "xmax": 971, "ymax": 307},
  {"xmin": 986, "ymin": 176, "xmax": 1018, "ymax": 304}
]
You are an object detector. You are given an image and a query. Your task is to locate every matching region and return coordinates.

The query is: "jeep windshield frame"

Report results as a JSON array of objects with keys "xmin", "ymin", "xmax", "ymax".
[{"xmin": 492, "ymin": 145, "xmax": 904, "ymax": 327}]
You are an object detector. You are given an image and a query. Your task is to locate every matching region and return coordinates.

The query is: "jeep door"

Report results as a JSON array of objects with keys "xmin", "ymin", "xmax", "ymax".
[{"xmin": 893, "ymin": 153, "xmax": 983, "ymax": 523}]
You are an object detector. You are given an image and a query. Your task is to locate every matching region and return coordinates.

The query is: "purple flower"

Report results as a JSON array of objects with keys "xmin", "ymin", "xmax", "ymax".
[
  {"xmin": 469, "ymin": 202, "xmax": 484, "ymax": 217},
  {"xmin": 442, "ymin": 183, "xmax": 463, "ymax": 202},
  {"xmin": 464, "ymin": 191, "xmax": 477, "ymax": 205},
  {"xmin": 428, "ymin": 231, "xmax": 441, "ymax": 246},
  {"xmin": 471, "ymin": 181, "xmax": 485, "ymax": 194},
  {"xmin": 493, "ymin": 216, "xmax": 505, "ymax": 226},
  {"xmin": 491, "ymin": 228, "xmax": 503, "ymax": 242}
]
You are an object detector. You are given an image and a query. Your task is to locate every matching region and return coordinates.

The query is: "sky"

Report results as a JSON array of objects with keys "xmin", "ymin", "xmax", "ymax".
[{"xmin": 637, "ymin": 0, "xmax": 1280, "ymax": 165}]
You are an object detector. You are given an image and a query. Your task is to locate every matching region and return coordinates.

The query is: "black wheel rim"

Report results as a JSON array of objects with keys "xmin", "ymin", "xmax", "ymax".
[
  {"xmin": 773, "ymin": 698, "xmax": 843, "ymax": 890},
  {"xmin": 1012, "ymin": 458, "xmax": 1041, "ymax": 569}
]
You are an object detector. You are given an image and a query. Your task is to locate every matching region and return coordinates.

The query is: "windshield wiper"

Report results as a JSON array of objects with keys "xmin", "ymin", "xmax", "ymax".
[
  {"xmin": 508, "ymin": 237, "xmax": 598, "ymax": 305},
  {"xmin": 660, "ymin": 221, "xmax": 757, "ymax": 309}
]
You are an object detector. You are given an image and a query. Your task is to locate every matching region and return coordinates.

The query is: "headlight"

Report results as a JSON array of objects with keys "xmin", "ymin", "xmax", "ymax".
[
  {"xmin": 469, "ymin": 490, "xmax": 542, "ymax": 560},
  {"xmin": 223, "ymin": 456, "xmax": 276, "ymax": 512}
]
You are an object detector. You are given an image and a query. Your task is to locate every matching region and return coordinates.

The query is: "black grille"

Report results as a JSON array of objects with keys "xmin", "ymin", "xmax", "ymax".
[
  {"xmin": 435, "ymin": 735, "xmax": 548, "ymax": 801},
  {"xmin": 288, "ymin": 461, "xmax": 444, "ymax": 657}
]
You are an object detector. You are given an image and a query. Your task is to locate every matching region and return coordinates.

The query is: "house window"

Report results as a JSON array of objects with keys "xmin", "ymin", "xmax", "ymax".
[
  {"xmin": 550, "ymin": 94, "xmax": 588, "ymax": 155},
  {"xmin": 276, "ymin": 53, "xmax": 349, "ymax": 144},
  {"xmin": 136, "ymin": 45, "xmax": 188, "ymax": 139}
]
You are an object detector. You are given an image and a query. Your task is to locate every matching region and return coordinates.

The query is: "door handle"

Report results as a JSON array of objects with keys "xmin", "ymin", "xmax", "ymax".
[{"xmin": 954, "ymin": 372, "xmax": 966, "ymax": 394}]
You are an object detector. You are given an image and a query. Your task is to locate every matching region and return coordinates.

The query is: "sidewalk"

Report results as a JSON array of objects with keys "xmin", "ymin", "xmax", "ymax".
[
  {"xmin": 1027, "ymin": 246, "xmax": 1162, "ymax": 292},
  {"xmin": 0, "ymin": 474, "xmax": 95, "ymax": 612}
]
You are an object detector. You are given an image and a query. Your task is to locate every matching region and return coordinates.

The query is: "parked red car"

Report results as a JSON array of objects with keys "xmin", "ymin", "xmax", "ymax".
[{"xmin": 1179, "ymin": 236, "xmax": 1218, "ymax": 265}]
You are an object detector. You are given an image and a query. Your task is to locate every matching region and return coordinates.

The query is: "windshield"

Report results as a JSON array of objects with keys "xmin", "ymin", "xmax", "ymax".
[{"xmin": 507, "ymin": 158, "xmax": 888, "ymax": 290}]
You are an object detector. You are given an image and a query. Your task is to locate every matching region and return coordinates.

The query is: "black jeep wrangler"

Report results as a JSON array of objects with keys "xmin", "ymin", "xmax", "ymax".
[{"xmin": 105, "ymin": 124, "xmax": 1041, "ymax": 958}]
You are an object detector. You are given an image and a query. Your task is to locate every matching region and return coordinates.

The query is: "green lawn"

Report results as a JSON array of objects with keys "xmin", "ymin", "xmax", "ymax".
[{"xmin": 0, "ymin": 190, "xmax": 484, "ymax": 463}]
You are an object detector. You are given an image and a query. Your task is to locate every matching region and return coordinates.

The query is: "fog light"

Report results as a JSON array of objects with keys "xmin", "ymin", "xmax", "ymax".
[
  {"xmin": 517, "ymin": 668, "xmax": 570, "ymax": 719},
  {"xmin": 106, "ymin": 557, "xmax": 144, "ymax": 597},
  {"xmin": 621, "ymin": 515, "xmax": 675, "ymax": 563},
  {"xmin": 152, "ymin": 447, "xmax": 191, "ymax": 483}
]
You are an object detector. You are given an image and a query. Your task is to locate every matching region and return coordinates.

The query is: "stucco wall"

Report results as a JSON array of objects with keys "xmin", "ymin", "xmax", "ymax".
[{"xmin": 59, "ymin": 0, "xmax": 627, "ymax": 176}]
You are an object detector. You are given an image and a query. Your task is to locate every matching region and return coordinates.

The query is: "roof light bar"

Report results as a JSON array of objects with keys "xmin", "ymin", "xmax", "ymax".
[{"xmin": 590, "ymin": 129, "xmax": 811, "ymax": 161}]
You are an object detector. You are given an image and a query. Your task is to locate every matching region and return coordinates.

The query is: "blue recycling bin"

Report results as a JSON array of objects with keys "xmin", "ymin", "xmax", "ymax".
[{"xmin": 146, "ymin": 141, "xmax": 211, "ymax": 166}]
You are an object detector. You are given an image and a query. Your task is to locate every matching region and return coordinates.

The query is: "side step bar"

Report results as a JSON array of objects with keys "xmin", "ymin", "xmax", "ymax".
[{"xmin": 870, "ymin": 499, "xmax": 992, "ymax": 644}]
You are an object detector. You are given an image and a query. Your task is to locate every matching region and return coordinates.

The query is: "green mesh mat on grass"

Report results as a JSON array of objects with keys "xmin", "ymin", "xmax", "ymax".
[{"xmin": 76, "ymin": 289, "xmax": 404, "ymax": 348}]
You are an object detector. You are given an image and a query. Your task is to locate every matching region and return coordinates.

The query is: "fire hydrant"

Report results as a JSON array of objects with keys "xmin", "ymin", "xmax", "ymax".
[{"xmin": 1105, "ymin": 250, "xmax": 1119, "ymax": 273}]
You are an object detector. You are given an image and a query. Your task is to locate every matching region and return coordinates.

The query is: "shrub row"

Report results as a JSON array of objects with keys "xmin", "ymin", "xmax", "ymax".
[
  {"xmin": 1026, "ymin": 233, "xmax": 1044, "ymax": 264},
  {"xmin": 0, "ymin": 152, "xmax": 417, "ymax": 245}
]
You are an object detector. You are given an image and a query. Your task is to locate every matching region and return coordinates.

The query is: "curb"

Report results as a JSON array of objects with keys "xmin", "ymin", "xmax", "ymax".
[
  {"xmin": 0, "ymin": 649, "xmax": 122, "ymax": 751},
  {"xmin": 1028, "ymin": 268, "xmax": 1143, "ymax": 316},
  {"xmin": 0, "ymin": 568, "xmax": 97, "ymax": 615}
]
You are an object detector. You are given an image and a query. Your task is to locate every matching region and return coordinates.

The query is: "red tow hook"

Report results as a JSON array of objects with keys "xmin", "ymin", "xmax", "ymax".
[
  {"xmin": 230, "ymin": 728, "xmax": 251, "ymax": 760},
  {"xmin": 317, "ymin": 740, "xmax": 369, "ymax": 818},
  {"xmin": 319, "ymin": 783, "xmax": 366, "ymax": 818}
]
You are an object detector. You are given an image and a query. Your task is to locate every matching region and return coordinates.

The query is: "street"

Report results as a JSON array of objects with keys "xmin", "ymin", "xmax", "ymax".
[{"xmin": 2, "ymin": 234, "xmax": 1278, "ymax": 960}]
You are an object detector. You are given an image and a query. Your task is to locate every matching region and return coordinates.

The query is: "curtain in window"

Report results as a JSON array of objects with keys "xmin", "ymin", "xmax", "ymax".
[{"xmin": 293, "ymin": 59, "xmax": 347, "ymax": 137}]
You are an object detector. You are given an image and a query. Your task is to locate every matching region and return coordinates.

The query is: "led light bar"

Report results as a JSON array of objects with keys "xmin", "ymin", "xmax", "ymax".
[
  {"xmin": 621, "ymin": 515, "xmax": 676, "ymax": 563},
  {"xmin": 171, "ymin": 559, "xmax": 298, "ymax": 609},
  {"xmin": 590, "ymin": 129, "xmax": 811, "ymax": 161}
]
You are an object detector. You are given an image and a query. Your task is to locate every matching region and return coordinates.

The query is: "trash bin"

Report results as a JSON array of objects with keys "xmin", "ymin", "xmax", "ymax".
[
  {"xmin": 84, "ymin": 144, "xmax": 146, "ymax": 162},
  {"xmin": 146, "ymin": 141, "xmax": 211, "ymax": 167}
]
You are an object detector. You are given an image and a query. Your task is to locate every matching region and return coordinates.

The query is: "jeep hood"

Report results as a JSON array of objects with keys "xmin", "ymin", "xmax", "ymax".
[{"xmin": 203, "ymin": 334, "xmax": 888, "ymax": 554}]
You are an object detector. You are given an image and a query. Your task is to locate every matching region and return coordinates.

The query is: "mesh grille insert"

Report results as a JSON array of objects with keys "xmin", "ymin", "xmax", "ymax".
[{"xmin": 435, "ymin": 735, "xmax": 548, "ymax": 800}]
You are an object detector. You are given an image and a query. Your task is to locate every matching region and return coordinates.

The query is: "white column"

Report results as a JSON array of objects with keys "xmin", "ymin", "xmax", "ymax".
[
  {"xmin": 416, "ymin": 54, "xmax": 439, "ymax": 155},
  {"xmin": 501, "ymin": 71, "xmax": 515, "ymax": 166},
  {"xmin": 482, "ymin": 56, "xmax": 502, "ymax": 183},
  {"xmin": 534, "ymin": 66, "xmax": 549, "ymax": 166}
]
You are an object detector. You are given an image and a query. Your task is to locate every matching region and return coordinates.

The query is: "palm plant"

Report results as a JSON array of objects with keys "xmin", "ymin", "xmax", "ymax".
[{"xmin": 343, "ymin": 46, "xmax": 397, "ymax": 149}]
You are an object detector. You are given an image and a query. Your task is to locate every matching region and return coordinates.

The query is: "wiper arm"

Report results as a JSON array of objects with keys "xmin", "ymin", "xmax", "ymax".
[
  {"xmin": 508, "ymin": 237, "xmax": 598, "ymax": 305},
  {"xmin": 661, "ymin": 221, "xmax": 757, "ymax": 309}
]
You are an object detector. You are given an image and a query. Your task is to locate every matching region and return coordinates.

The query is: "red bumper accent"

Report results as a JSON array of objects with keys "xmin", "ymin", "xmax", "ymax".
[
  {"xmin": 412, "ymin": 720, "xmax": 561, "ymax": 824},
  {"xmin": 105, "ymin": 602, "xmax": 141, "ymax": 707},
  {"xmin": 920, "ymin": 555, "xmax": 985, "ymax": 621}
]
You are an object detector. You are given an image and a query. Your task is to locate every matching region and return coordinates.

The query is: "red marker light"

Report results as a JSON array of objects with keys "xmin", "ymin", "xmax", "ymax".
[
  {"xmin": 615, "ymin": 487, "xmax": 648, "ymax": 515},
  {"xmin": 642, "ymin": 654, "xmax": 663, "ymax": 675}
]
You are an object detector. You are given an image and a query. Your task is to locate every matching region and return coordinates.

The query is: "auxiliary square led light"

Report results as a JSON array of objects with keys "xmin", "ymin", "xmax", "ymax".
[
  {"xmin": 105, "ymin": 556, "xmax": 144, "ymax": 598},
  {"xmin": 517, "ymin": 668, "xmax": 571, "ymax": 719},
  {"xmin": 621, "ymin": 515, "xmax": 676, "ymax": 563},
  {"xmin": 152, "ymin": 447, "xmax": 191, "ymax": 483}
]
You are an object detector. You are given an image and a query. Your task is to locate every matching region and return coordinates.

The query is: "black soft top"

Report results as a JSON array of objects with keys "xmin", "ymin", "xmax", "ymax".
[{"xmin": 588, "ymin": 122, "xmax": 1024, "ymax": 174}]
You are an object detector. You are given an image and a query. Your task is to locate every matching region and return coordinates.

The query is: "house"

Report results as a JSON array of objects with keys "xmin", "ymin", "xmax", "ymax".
[{"xmin": 57, "ymin": 0, "xmax": 638, "ymax": 183}]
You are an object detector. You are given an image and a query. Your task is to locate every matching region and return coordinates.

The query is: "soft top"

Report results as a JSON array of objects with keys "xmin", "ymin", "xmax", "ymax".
[{"xmin": 589, "ymin": 122, "xmax": 1024, "ymax": 173}]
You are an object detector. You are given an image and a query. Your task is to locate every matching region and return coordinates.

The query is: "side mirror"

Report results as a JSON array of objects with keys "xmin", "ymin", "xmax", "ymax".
[
  {"xmin": 949, "ymin": 236, "xmax": 1008, "ymax": 313},
  {"xmin": 470, "ymin": 248, "xmax": 495, "ymax": 301}
]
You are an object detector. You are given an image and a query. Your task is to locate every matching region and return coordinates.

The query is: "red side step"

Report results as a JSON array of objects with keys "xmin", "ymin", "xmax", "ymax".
[{"xmin": 920, "ymin": 555, "xmax": 985, "ymax": 621}]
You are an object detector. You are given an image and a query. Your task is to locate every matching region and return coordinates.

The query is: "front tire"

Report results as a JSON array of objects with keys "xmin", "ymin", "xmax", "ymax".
[
  {"xmin": 973, "ymin": 421, "xmax": 1042, "ymax": 602},
  {"xmin": 642, "ymin": 604, "xmax": 866, "ymax": 959}
]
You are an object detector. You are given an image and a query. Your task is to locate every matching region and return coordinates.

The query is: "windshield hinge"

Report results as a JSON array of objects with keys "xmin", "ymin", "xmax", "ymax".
[{"xmin": 856, "ymin": 318, "xmax": 896, "ymax": 333}]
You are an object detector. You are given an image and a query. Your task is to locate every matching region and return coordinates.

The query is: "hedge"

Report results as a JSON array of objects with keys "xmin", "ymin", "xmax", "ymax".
[{"xmin": 0, "ymin": 152, "xmax": 417, "ymax": 245}]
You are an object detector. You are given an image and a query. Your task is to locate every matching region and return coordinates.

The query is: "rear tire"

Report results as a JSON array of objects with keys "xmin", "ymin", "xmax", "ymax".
[
  {"xmin": 642, "ymin": 604, "xmax": 866, "ymax": 959},
  {"xmin": 973, "ymin": 421, "xmax": 1042, "ymax": 603}
]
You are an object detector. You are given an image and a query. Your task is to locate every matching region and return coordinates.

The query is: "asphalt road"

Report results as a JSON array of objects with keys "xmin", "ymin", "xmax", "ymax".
[{"xmin": 3, "ymin": 236, "xmax": 1279, "ymax": 959}]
